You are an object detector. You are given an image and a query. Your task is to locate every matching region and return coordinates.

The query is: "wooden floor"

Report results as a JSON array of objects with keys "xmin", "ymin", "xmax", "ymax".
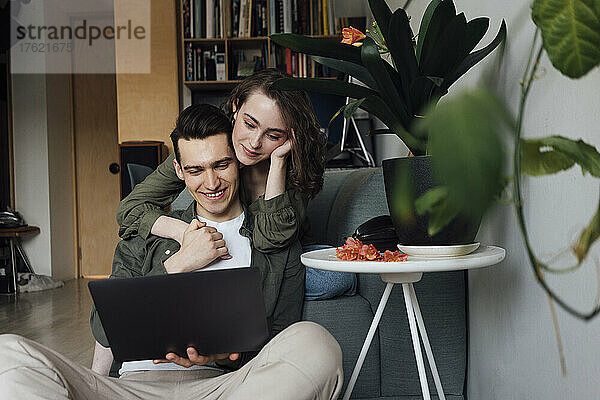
[{"xmin": 0, "ymin": 278, "xmax": 96, "ymax": 367}]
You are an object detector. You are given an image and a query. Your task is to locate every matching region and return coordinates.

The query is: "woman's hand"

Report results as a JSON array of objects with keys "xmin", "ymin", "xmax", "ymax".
[{"xmin": 270, "ymin": 136, "xmax": 293, "ymax": 162}]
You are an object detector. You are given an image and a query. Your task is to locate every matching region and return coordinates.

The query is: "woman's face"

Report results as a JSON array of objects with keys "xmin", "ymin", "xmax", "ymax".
[{"xmin": 232, "ymin": 91, "xmax": 289, "ymax": 166}]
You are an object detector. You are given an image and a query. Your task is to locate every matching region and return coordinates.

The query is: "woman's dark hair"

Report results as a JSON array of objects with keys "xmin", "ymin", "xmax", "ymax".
[
  {"xmin": 171, "ymin": 103, "xmax": 233, "ymax": 163},
  {"xmin": 224, "ymin": 69, "xmax": 326, "ymax": 199}
]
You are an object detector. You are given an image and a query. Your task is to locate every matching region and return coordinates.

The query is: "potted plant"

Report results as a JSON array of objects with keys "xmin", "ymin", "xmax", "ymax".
[{"xmin": 270, "ymin": 0, "xmax": 506, "ymax": 245}]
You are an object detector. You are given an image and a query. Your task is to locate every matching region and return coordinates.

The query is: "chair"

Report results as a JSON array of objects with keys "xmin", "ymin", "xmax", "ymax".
[{"xmin": 127, "ymin": 163, "xmax": 155, "ymax": 191}]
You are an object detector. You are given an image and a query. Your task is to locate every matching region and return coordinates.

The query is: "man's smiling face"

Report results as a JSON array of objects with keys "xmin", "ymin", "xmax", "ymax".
[{"xmin": 173, "ymin": 133, "xmax": 241, "ymax": 222}]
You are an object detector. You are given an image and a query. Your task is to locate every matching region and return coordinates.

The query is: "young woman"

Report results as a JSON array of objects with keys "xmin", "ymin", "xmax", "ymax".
[{"xmin": 117, "ymin": 69, "xmax": 356, "ymax": 300}]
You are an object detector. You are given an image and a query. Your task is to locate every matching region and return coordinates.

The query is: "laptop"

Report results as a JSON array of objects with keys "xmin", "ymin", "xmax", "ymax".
[{"xmin": 88, "ymin": 267, "xmax": 269, "ymax": 362}]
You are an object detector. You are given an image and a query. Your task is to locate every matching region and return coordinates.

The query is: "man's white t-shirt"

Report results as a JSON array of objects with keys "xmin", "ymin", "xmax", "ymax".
[
  {"xmin": 196, "ymin": 212, "xmax": 251, "ymax": 271},
  {"xmin": 119, "ymin": 212, "xmax": 251, "ymax": 374}
]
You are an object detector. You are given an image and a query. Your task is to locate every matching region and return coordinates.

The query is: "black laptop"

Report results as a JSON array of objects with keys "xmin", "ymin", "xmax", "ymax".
[{"xmin": 88, "ymin": 267, "xmax": 269, "ymax": 362}]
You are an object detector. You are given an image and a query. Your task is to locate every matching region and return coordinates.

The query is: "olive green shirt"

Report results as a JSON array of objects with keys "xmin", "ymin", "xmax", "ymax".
[
  {"xmin": 90, "ymin": 201, "xmax": 305, "ymax": 367},
  {"xmin": 116, "ymin": 152, "xmax": 314, "ymax": 251}
]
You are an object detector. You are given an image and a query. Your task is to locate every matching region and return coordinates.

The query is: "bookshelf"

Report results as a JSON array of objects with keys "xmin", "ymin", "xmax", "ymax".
[{"xmin": 179, "ymin": 0, "xmax": 350, "ymax": 91}]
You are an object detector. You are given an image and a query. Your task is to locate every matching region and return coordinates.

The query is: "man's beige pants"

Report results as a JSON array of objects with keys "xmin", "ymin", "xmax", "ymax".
[{"xmin": 0, "ymin": 321, "xmax": 343, "ymax": 400}]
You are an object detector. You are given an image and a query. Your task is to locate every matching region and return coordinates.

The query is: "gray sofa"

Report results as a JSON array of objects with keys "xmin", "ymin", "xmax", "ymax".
[
  {"xmin": 302, "ymin": 168, "xmax": 467, "ymax": 400},
  {"xmin": 173, "ymin": 167, "xmax": 467, "ymax": 399}
]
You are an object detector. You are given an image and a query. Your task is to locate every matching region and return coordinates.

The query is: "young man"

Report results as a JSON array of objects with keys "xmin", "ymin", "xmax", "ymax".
[{"xmin": 0, "ymin": 104, "xmax": 343, "ymax": 400}]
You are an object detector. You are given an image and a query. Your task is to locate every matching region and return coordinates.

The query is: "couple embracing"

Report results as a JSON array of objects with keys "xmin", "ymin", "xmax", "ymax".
[{"xmin": 0, "ymin": 69, "xmax": 355, "ymax": 399}]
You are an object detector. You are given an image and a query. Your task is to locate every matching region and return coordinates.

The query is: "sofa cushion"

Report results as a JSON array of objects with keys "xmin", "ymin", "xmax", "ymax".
[
  {"xmin": 323, "ymin": 168, "xmax": 390, "ymax": 246},
  {"xmin": 305, "ymin": 169, "xmax": 364, "ymax": 245}
]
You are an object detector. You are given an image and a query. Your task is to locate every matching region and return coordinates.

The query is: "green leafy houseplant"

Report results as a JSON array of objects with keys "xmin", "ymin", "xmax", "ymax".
[
  {"xmin": 511, "ymin": 0, "xmax": 600, "ymax": 323},
  {"xmin": 270, "ymin": 0, "xmax": 507, "ymax": 237},
  {"xmin": 419, "ymin": 0, "xmax": 600, "ymax": 327},
  {"xmin": 271, "ymin": 0, "xmax": 506, "ymax": 156}
]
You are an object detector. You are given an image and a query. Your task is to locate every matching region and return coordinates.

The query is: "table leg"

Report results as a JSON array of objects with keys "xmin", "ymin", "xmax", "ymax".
[
  {"xmin": 342, "ymin": 282, "xmax": 394, "ymax": 400},
  {"xmin": 9, "ymin": 239, "xmax": 18, "ymax": 295},
  {"xmin": 408, "ymin": 284, "xmax": 446, "ymax": 400},
  {"xmin": 15, "ymin": 240, "xmax": 34, "ymax": 273},
  {"xmin": 402, "ymin": 283, "xmax": 430, "ymax": 400}
]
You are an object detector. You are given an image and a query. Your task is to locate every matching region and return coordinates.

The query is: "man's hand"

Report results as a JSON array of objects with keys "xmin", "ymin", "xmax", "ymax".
[
  {"xmin": 163, "ymin": 219, "xmax": 231, "ymax": 273},
  {"xmin": 153, "ymin": 347, "xmax": 240, "ymax": 368}
]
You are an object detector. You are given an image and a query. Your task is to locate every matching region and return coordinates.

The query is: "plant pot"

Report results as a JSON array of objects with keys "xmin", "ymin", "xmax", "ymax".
[
  {"xmin": 373, "ymin": 133, "xmax": 409, "ymax": 166},
  {"xmin": 382, "ymin": 156, "xmax": 480, "ymax": 246}
]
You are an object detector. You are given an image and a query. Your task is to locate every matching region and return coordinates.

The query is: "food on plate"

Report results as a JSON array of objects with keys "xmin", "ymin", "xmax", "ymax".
[{"xmin": 336, "ymin": 237, "xmax": 407, "ymax": 262}]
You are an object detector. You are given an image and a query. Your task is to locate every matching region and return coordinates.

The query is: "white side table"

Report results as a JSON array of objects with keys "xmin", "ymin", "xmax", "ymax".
[{"xmin": 301, "ymin": 245, "xmax": 505, "ymax": 400}]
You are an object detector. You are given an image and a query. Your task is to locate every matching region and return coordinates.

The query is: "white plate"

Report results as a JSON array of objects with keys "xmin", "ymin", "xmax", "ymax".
[{"xmin": 397, "ymin": 242, "xmax": 480, "ymax": 258}]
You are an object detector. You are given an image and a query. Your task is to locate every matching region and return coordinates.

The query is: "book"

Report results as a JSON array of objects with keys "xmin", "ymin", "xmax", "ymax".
[
  {"xmin": 298, "ymin": 0, "xmax": 308, "ymax": 34},
  {"xmin": 322, "ymin": 0, "xmax": 328, "ymax": 35},
  {"xmin": 193, "ymin": 0, "xmax": 205, "ymax": 38},
  {"xmin": 223, "ymin": 0, "xmax": 232, "ymax": 37},
  {"xmin": 291, "ymin": 0, "xmax": 297, "ymax": 33},
  {"xmin": 282, "ymin": 0, "xmax": 291, "ymax": 33},
  {"xmin": 302, "ymin": 53, "xmax": 308, "ymax": 77},
  {"xmin": 190, "ymin": 0, "xmax": 195, "ymax": 37},
  {"xmin": 185, "ymin": 42, "xmax": 194, "ymax": 81},
  {"xmin": 269, "ymin": 0, "xmax": 276, "ymax": 34},
  {"xmin": 246, "ymin": 0, "xmax": 253, "ymax": 37},
  {"xmin": 206, "ymin": 0, "xmax": 215, "ymax": 38},
  {"xmin": 215, "ymin": 52, "xmax": 226, "ymax": 80},
  {"xmin": 216, "ymin": 0, "xmax": 221, "ymax": 37},
  {"xmin": 183, "ymin": 0, "xmax": 191, "ymax": 38},
  {"xmin": 232, "ymin": 0, "xmax": 240, "ymax": 37},
  {"xmin": 195, "ymin": 47, "xmax": 204, "ymax": 80},
  {"xmin": 204, "ymin": 50, "xmax": 216, "ymax": 80},
  {"xmin": 285, "ymin": 48, "xmax": 292, "ymax": 74},
  {"xmin": 251, "ymin": 0, "xmax": 259, "ymax": 36},
  {"xmin": 276, "ymin": 0, "xmax": 284, "ymax": 33},
  {"xmin": 314, "ymin": 0, "xmax": 322, "ymax": 35},
  {"xmin": 327, "ymin": 0, "xmax": 334, "ymax": 36},
  {"xmin": 238, "ymin": 0, "xmax": 248, "ymax": 37},
  {"xmin": 261, "ymin": 0, "xmax": 267, "ymax": 36}
]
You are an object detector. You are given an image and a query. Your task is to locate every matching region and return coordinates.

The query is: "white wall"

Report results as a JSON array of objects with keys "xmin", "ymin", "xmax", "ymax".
[
  {"xmin": 382, "ymin": 0, "xmax": 600, "ymax": 397},
  {"xmin": 11, "ymin": 74, "xmax": 53, "ymax": 277},
  {"xmin": 11, "ymin": 1, "xmax": 75, "ymax": 280}
]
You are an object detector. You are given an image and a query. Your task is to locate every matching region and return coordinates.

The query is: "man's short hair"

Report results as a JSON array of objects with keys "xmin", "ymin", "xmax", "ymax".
[{"xmin": 170, "ymin": 104, "xmax": 233, "ymax": 163}]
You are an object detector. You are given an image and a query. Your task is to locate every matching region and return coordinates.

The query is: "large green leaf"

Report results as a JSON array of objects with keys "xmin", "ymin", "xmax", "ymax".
[
  {"xmin": 274, "ymin": 76, "xmax": 424, "ymax": 152},
  {"xmin": 329, "ymin": 98, "xmax": 365, "ymax": 126},
  {"xmin": 421, "ymin": 13, "xmax": 468, "ymax": 77},
  {"xmin": 408, "ymin": 76, "xmax": 446, "ymax": 119},
  {"xmin": 573, "ymin": 195, "xmax": 600, "ymax": 263},
  {"xmin": 420, "ymin": 191, "xmax": 461, "ymax": 236},
  {"xmin": 462, "ymin": 18, "xmax": 490, "ymax": 60},
  {"xmin": 532, "ymin": 0, "xmax": 600, "ymax": 78},
  {"xmin": 443, "ymin": 20, "xmax": 507, "ymax": 91},
  {"xmin": 368, "ymin": 0, "xmax": 393, "ymax": 43},
  {"xmin": 359, "ymin": 96, "xmax": 426, "ymax": 153},
  {"xmin": 520, "ymin": 136, "xmax": 600, "ymax": 177},
  {"xmin": 416, "ymin": 0, "xmax": 443, "ymax": 62},
  {"xmin": 387, "ymin": 9, "xmax": 420, "ymax": 112},
  {"xmin": 310, "ymin": 56, "xmax": 377, "ymax": 89},
  {"xmin": 361, "ymin": 37, "xmax": 411, "ymax": 127},
  {"xmin": 270, "ymin": 33, "xmax": 363, "ymax": 65},
  {"xmin": 272, "ymin": 77, "xmax": 378, "ymax": 99},
  {"xmin": 418, "ymin": 0, "xmax": 457, "ymax": 67},
  {"xmin": 415, "ymin": 89, "xmax": 511, "ymax": 223}
]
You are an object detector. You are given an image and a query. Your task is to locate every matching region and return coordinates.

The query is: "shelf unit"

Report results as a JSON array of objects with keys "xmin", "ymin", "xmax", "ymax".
[{"xmin": 178, "ymin": 0, "xmax": 341, "ymax": 91}]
